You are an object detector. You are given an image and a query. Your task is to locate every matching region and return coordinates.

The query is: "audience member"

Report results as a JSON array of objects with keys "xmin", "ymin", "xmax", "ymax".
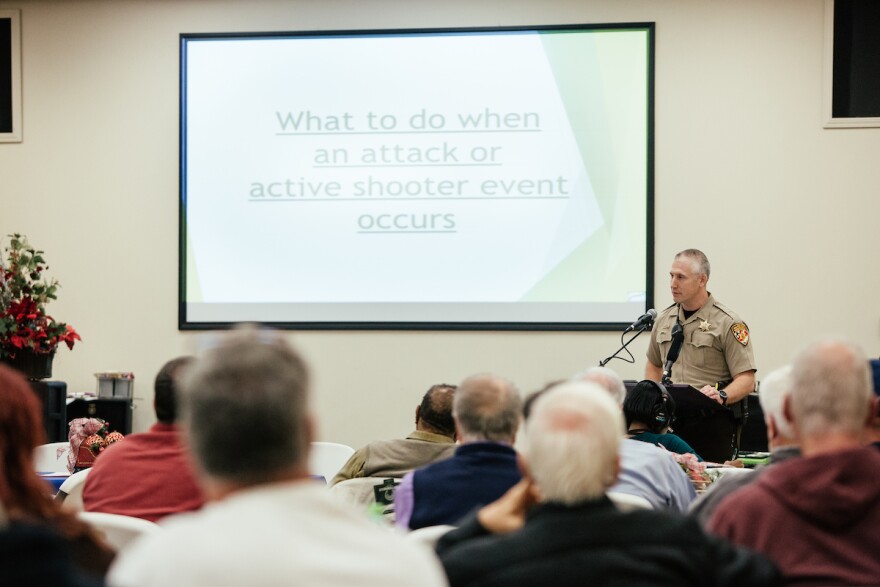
[
  {"xmin": 623, "ymin": 379, "xmax": 703, "ymax": 460},
  {"xmin": 575, "ymin": 366, "xmax": 696, "ymax": 511},
  {"xmin": 690, "ymin": 365, "xmax": 799, "ymax": 526},
  {"xmin": 331, "ymin": 383, "xmax": 457, "ymax": 485},
  {"xmin": 0, "ymin": 365, "xmax": 114, "ymax": 579},
  {"xmin": 435, "ymin": 382, "xmax": 781, "ymax": 587},
  {"xmin": 0, "ymin": 521, "xmax": 104, "ymax": 587},
  {"xmin": 395, "ymin": 374, "xmax": 522, "ymax": 530},
  {"xmin": 83, "ymin": 357, "xmax": 204, "ymax": 522},
  {"xmin": 108, "ymin": 328, "xmax": 446, "ymax": 587},
  {"xmin": 869, "ymin": 358, "xmax": 880, "ymax": 450},
  {"xmin": 708, "ymin": 339, "xmax": 880, "ymax": 585}
]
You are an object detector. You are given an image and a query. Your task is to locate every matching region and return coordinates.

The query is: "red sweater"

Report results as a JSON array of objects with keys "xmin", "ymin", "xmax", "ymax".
[
  {"xmin": 83, "ymin": 423, "xmax": 205, "ymax": 522},
  {"xmin": 708, "ymin": 446, "xmax": 880, "ymax": 586}
]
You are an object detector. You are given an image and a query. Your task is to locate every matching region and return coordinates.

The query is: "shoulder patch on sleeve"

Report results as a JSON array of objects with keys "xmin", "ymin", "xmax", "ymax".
[{"xmin": 730, "ymin": 322, "xmax": 750, "ymax": 346}]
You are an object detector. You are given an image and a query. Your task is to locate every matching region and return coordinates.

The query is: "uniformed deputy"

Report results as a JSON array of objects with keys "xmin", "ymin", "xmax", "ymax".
[{"xmin": 645, "ymin": 249, "xmax": 756, "ymax": 408}]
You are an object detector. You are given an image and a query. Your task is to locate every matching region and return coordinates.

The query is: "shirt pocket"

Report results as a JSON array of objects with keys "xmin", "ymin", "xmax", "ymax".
[
  {"xmin": 689, "ymin": 332, "xmax": 718, "ymax": 363},
  {"xmin": 656, "ymin": 329, "xmax": 673, "ymax": 345}
]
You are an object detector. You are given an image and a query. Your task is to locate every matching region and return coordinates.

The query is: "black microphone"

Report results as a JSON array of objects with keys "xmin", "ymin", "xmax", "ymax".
[
  {"xmin": 662, "ymin": 321, "xmax": 685, "ymax": 384},
  {"xmin": 624, "ymin": 308, "xmax": 657, "ymax": 333}
]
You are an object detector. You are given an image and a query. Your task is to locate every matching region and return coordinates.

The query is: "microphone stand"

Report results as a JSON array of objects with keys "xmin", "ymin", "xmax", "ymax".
[
  {"xmin": 598, "ymin": 323, "xmax": 652, "ymax": 367},
  {"xmin": 661, "ymin": 364, "xmax": 674, "ymax": 386}
]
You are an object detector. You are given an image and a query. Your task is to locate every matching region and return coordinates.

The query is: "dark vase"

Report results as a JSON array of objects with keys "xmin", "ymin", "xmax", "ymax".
[{"xmin": 1, "ymin": 349, "xmax": 56, "ymax": 380}]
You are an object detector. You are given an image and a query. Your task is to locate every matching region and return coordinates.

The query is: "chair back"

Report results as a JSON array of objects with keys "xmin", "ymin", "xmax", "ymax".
[
  {"xmin": 76, "ymin": 511, "xmax": 160, "ymax": 552},
  {"xmin": 712, "ymin": 466, "xmax": 754, "ymax": 481},
  {"xmin": 308, "ymin": 442, "xmax": 355, "ymax": 483},
  {"xmin": 406, "ymin": 524, "xmax": 456, "ymax": 546},
  {"xmin": 329, "ymin": 477, "xmax": 399, "ymax": 523},
  {"xmin": 607, "ymin": 491, "xmax": 654, "ymax": 512},
  {"xmin": 57, "ymin": 468, "xmax": 91, "ymax": 512},
  {"xmin": 33, "ymin": 442, "xmax": 70, "ymax": 473}
]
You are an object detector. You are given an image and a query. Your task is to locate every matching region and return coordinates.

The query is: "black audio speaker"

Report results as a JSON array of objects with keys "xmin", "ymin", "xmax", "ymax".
[
  {"xmin": 30, "ymin": 381, "xmax": 68, "ymax": 443},
  {"xmin": 738, "ymin": 393, "xmax": 768, "ymax": 453}
]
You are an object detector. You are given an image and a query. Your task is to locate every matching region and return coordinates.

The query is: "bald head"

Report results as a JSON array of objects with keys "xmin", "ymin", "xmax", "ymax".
[
  {"xmin": 417, "ymin": 384, "xmax": 456, "ymax": 437},
  {"xmin": 573, "ymin": 366, "xmax": 627, "ymax": 405},
  {"xmin": 791, "ymin": 340, "xmax": 872, "ymax": 439},
  {"xmin": 758, "ymin": 365, "xmax": 795, "ymax": 442},
  {"xmin": 453, "ymin": 374, "xmax": 522, "ymax": 443},
  {"xmin": 526, "ymin": 381, "xmax": 623, "ymax": 504}
]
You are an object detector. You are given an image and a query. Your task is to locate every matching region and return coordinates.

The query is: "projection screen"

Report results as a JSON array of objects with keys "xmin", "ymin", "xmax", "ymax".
[{"xmin": 180, "ymin": 23, "xmax": 655, "ymax": 330}]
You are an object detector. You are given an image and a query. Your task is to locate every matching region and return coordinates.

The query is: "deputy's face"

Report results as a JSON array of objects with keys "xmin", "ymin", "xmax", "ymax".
[{"xmin": 669, "ymin": 257, "xmax": 704, "ymax": 308}]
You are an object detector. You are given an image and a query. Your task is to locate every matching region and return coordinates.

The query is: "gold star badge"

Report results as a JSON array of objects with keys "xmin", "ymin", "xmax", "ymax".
[{"xmin": 699, "ymin": 320, "xmax": 711, "ymax": 332}]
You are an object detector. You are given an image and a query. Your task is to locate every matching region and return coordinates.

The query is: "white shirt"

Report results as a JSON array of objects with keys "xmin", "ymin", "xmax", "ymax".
[{"xmin": 109, "ymin": 480, "xmax": 448, "ymax": 587}]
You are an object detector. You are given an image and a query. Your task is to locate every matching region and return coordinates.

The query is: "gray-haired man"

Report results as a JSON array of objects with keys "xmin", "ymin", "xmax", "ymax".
[{"xmin": 109, "ymin": 328, "xmax": 446, "ymax": 587}]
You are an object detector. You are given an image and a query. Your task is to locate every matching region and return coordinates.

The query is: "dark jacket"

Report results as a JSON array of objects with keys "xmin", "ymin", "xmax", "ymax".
[
  {"xmin": 0, "ymin": 523, "xmax": 104, "ymax": 587},
  {"xmin": 689, "ymin": 445, "xmax": 800, "ymax": 527},
  {"xmin": 437, "ymin": 497, "xmax": 781, "ymax": 587},
  {"xmin": 708, "ymin": 446, "xmax": 880, "ymax": 586},
  {"xmin": 410, "ymin": 442, "xmax": 520, "ymax": 529}
]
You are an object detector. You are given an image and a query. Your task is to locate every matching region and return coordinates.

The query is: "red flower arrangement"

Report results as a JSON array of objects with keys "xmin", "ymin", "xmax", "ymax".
[{"xmin": 0, "ymin": 234, "xmax": 80, "ymax": 360}]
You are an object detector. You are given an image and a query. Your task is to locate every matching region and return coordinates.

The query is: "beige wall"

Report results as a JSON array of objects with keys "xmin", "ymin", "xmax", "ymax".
[{"xmin": 2, "ymin": 0, "xmax": 879, "ymax": 448}]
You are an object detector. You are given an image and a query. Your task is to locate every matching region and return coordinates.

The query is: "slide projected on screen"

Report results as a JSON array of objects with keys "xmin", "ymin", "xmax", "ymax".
[{"xmin": 180, "ymin": 24, "xmax": 654, "ymax": 329}]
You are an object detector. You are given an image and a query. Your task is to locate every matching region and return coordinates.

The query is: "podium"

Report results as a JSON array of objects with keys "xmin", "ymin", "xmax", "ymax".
[
  {"xmin": 665, "ymin": 384, "xmax": 737, "ymax": 463},
  {"xmin": 624, "ymin": 381, "xmax": 738, "ymax": 463}
]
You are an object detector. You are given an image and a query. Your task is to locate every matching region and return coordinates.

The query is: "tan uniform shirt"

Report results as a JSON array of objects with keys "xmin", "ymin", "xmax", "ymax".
[
  {"xmin": 330, "ymin": 430, "xmax": 455, "ymax": 486},
  {"xmin": 646, "ymin": 293, "xmax": 756, "ymax": 389}
]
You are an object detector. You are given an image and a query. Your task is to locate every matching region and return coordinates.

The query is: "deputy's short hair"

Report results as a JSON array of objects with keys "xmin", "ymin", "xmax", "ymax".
[{"xmin": 675, "ymin": 248, "xmax": 710, "ymax": 278}]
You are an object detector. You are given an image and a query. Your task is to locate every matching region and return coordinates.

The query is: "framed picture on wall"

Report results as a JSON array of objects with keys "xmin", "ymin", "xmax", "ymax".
[
  {"xmin": 823, "ymin": 0, "xmax": 880, "ymax": 128},
  {"xmin": 0, "ymin": 9, "xmax": 21, "ymax": 142}
]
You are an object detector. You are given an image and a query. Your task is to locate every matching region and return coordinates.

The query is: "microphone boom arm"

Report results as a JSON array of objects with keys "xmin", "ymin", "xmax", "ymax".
[{"xmin": 598, "ymin": 324, "xmax": 652, "ymax": 367}]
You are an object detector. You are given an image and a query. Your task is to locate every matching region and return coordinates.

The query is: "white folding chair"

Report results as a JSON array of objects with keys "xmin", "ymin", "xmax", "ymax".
[
  {"xmin": 308, "ymin": 441, "xmax": 355, "ymax": 483},
  {"xmin": 76, "ymin": 511, "xmax": 161, "ymax": 552},
  {"xmin": 329, "ymin": 477, "xmax": 399, "ymax": 523},
  {"xmin": 57, "ymin": 468, "xmax": 91, "ymax": 512},
  {"xmin": 607, "ymin": 491, "xmax": 654, "ymax": 512},
  {"xmin": 712, "ymin": 466, "xmax": 754, "ymax": 480},
  {"xmin": 33, "ymin": 442, "xmax": 70, "ymax": 473},
  {"xmin": 405, "ymin": 524, "xmax": 456, "ymax": 546}
]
